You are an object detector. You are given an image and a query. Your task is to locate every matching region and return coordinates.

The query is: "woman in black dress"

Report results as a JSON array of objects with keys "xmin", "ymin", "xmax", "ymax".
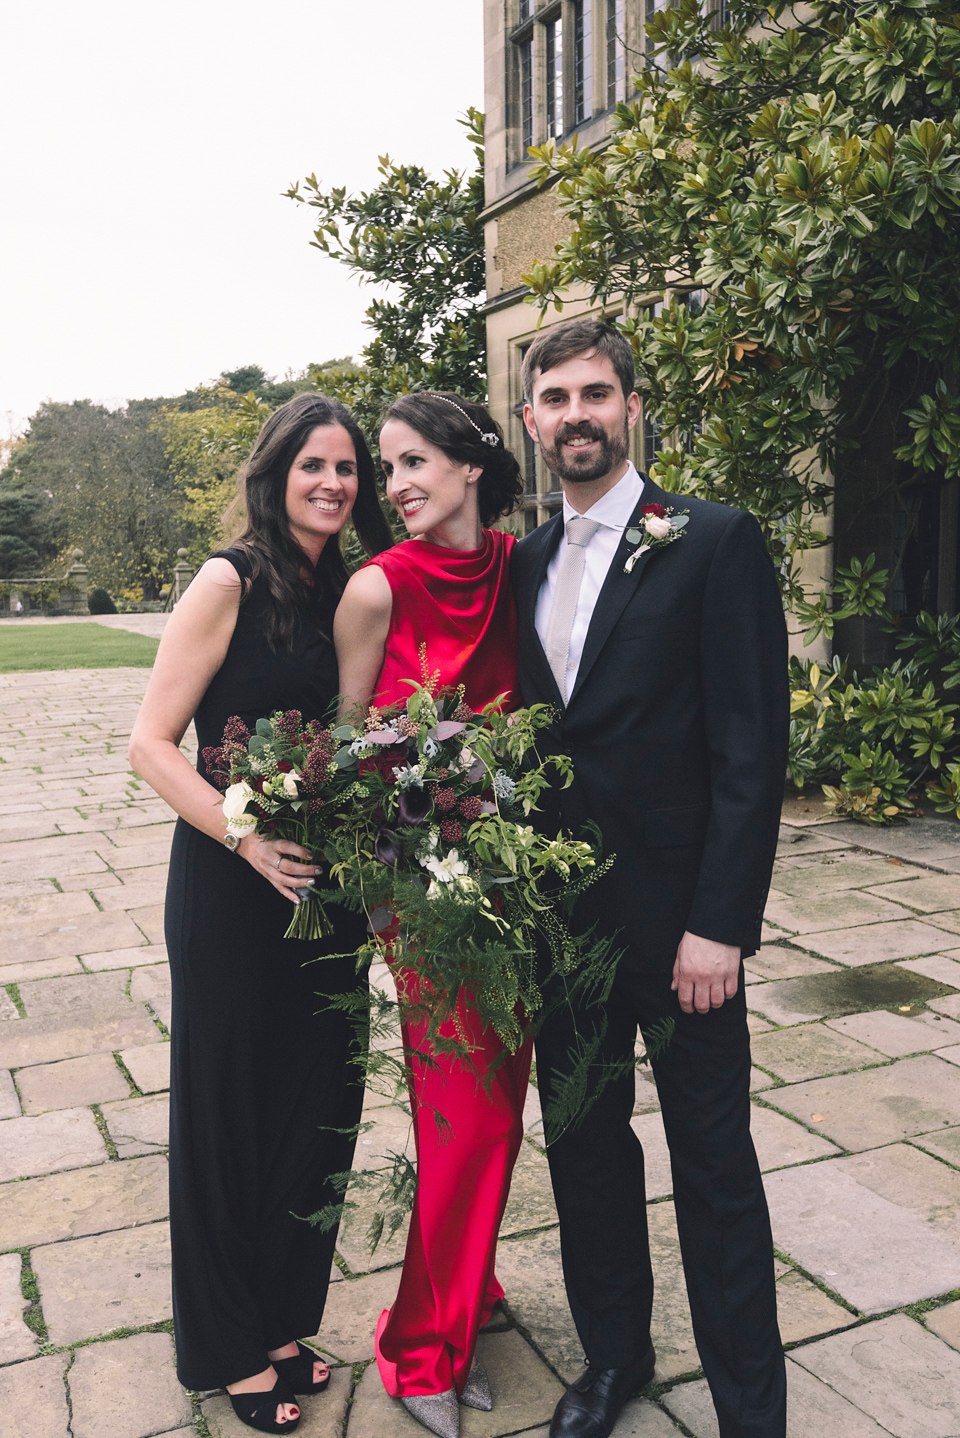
[{"xmin": 129, "ymin": 394, "xmax": 392, "ymax": 1433}]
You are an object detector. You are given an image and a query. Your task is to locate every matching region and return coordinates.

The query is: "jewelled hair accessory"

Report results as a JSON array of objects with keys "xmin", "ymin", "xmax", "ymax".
[{"xmin": 425, "ymin": 393, "xmax": 501, "ymax": 447}]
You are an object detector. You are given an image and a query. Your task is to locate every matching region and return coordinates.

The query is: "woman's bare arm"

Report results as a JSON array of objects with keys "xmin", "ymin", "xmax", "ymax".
[
  {"xmin": 128, "ymin": 558, "xmax": 321, "ymax": 902},
  {"xmin": 334, "ymin": 565, "xmax": 393, "ymax": 720}
]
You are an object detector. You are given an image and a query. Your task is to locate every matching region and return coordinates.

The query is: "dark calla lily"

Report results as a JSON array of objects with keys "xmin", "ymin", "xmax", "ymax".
[
  {"xmin": 374, "ymin": 827, "xmax": 402, "ymax": 868},
  {"xmin": 397, "ymin": 786, "xmax": 433, "ymax": 827}
]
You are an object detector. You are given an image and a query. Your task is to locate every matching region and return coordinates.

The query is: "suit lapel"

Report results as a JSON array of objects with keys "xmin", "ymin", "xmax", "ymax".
[
  {"xmin": 518, "ymin": 512, "xmax": 565, "ymax": 707},
  {"xmin": 568, "ymin": 479, "xmax": 673, "ymax": 707}
]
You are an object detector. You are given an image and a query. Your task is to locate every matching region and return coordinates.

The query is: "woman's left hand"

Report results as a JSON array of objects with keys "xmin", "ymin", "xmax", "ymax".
[{"xmin": 237, "ymin": 832, "xmax": 323, "ymax": 904}]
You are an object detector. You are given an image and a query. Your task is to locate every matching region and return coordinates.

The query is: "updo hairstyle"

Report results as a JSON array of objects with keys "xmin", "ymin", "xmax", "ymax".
[{"xmin": 383, "ymin": 392, "xmax": 524, "ymax": 527}]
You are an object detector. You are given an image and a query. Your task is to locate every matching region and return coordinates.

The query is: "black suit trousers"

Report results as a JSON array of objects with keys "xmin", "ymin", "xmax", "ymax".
[{"xmin": 535, "ymin": 966, "xmax": 787, "ymax": 1438}]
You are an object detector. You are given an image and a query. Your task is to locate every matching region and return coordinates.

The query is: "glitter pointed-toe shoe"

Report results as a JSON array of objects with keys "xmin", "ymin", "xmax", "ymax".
[
  {"xmin": 400, "ymin": 1390, "xmax": 460, "ymax": 1438},
  {"xmin": 459, "ymin": 1360, "xmax": 493, "ymax": 1412}
]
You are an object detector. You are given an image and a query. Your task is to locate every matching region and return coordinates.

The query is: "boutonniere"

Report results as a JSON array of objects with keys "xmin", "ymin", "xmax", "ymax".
[{"xmin": 623, "ymin": 503, "xmax": 689, "ymax": 573}]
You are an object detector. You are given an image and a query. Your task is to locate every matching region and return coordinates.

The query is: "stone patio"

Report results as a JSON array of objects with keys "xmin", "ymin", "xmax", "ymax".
[{"xmin": 3, "ymin": 664, "xmax": 960, "ymax": 1435}]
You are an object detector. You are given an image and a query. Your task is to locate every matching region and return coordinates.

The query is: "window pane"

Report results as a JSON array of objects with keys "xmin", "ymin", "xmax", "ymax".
[
  {"xmin": 607, "ymin": 0, "xmax": 625, "ymax": 108},
  {"xmin": 574, "ymin": 1, "xmax": 593, "ymax": 125},
  {"xmin": 645, "ymin": 0, "xmax": 666, "ymax": 65},
  {"xmin": 519, "ymin": 37, "xmax": 534, "ymax": 153},
  {"xmin": 643, "ymin": 408, "xmax": 661, "ymax": 470},
  {"xmin": 547, "ymin": 17, "xmax": 564, "ymax": 139},
  {"xmin": 519, "ymin": 0, "xmax": 532, "ymax": 19}
]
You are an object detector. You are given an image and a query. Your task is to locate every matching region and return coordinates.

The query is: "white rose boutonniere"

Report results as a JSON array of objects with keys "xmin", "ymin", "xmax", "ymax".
[{"xmin": 624, "ymin": 504, "xmax": 689, "ymax": 573}]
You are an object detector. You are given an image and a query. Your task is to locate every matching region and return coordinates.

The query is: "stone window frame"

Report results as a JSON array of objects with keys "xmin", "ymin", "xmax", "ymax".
[{"xmin": 507, "ymin": 1, "xmax": 641, "ymax": 170}]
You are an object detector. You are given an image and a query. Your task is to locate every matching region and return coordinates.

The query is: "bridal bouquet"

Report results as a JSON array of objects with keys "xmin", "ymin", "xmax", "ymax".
[{"xmin": 204, "ymin": 684, "xmax": 617, "ymax": 1055}]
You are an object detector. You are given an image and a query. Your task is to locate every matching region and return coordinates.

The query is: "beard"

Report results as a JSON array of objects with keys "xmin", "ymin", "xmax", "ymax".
[{"xmin": 538, "ymin": 419, "xmax": 630, "ymax": 485}]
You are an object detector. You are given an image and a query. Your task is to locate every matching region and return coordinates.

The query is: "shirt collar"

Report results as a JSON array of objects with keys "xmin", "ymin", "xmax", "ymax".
[{"xmin": 561, "ymin": 462, "xmax": 644, "ymax": 532}]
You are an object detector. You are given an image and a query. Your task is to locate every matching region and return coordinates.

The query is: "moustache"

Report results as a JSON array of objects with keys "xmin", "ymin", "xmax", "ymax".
[{"xmin": 555, "ymin": 423, "xmax": 607, "ymax": 446}]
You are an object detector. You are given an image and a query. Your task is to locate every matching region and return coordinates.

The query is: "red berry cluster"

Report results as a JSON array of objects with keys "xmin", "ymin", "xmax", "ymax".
[
  {"xmin": 458, "ymin": 796, "xmax": 482, "ymax": 821},
  {"xmin": 439, "ymin": 818, "xmax": 463, "ymax": 842},
  {"xmin": 432, "ymin": 786, "xmax": 456, "ymax": 811}
]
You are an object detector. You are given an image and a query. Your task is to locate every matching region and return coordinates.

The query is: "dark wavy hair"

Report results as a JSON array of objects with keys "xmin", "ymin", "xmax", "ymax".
[
  {"xmin": 231, "ymin": 392, "xmax": 392, "ymax": 647},
  {"xmin": 382, "ymin": 392, "xmax": 523, "ymax": 527},
  {"xmin": 521, "ymin": 318, "xmax": 636, "ymax": 402}
]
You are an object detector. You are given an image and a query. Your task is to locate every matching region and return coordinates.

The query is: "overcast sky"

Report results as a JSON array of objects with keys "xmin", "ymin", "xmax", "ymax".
[{"xmin": 0, "ymin": 0, "xmax": 483, "ymax": 436}]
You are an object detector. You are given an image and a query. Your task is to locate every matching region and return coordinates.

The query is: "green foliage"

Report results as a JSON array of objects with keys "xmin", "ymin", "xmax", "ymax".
[
  {"xmin": 88, "ymin": 587, "xmax": 118, "ymax": 615},
  {"xmin": 286, "ymin": 109, "xmax": 487, "ymax": 438},
  {"xmin": 789, "ymin": 604, "xmax": 960, "ymax": 820},
  {"xmin": 522, "ymin": 1, "xmax": 960, "ymax": 621},
  {"xmin": 0, "ymin": 487, "xmax": 63, "ymax": 579}
]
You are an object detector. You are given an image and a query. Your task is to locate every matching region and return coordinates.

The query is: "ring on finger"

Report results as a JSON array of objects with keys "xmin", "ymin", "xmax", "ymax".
[{"xmin": 276, "ymin": 857, "xmax": 282, "ymax": 871}]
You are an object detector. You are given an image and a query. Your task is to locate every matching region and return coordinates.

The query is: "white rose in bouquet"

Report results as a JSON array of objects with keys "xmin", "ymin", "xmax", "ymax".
[
  {"xmin": 281, "ymin": 770, "xmax": 300, "ymax": 797},
  {"xmin": 222, "ymin": 781, "xmax": 258, "ymax": 836},
  {"xmin": 644, "ymin": 514, "xmax": 672, "ymax": 539}
]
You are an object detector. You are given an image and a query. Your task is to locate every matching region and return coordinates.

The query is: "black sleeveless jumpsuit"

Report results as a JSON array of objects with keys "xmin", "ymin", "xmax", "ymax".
[{"xmin": 165, "ymin": 548, "xmax": 367, "ymax": 1390}]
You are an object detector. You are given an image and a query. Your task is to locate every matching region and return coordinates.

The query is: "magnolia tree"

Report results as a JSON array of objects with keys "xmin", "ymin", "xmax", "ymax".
[
  {"xmin": 525, "ymin": 1, "xmax": 960, "ymax": 820},
  {"xmin": 285, "ymin": 109, "xmax": 486, "ymax": 440},
  {"xmin": 525, "ymin": 0, "xmax": 960, "ymax": 637}
]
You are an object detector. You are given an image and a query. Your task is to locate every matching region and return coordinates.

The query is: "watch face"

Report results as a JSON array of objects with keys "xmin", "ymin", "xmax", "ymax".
[{"xmin": 224, "ymin": 831, "xmax": 240, "ymax": 852}]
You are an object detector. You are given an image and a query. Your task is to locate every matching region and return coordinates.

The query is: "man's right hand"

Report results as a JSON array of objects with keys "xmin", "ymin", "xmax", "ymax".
[{"xmin": 671, "ymin": 931, "xmax": 741, "ymax": 1014}]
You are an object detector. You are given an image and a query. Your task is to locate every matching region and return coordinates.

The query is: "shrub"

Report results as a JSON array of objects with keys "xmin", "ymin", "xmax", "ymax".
[{"xmin": 88, "ymin": 587, "xmax": 118, "ymax": 615}]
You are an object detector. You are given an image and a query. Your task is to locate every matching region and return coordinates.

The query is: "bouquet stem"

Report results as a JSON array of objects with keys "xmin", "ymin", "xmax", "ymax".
[{"xmin": 284, "ymin": 888, "xmax": 334, "ymax": 941}]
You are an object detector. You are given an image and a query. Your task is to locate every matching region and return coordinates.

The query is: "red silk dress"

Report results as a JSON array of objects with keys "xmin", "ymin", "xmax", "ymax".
[{"xmin": 362, "ymin": 530, "xmax": 534, "ymax": 1399}]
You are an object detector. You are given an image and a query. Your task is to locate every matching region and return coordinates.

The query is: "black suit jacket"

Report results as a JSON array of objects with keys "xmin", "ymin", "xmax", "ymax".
[{"xmin": 512, "ymin": 477, "xmax": 789, "ymax": 971}]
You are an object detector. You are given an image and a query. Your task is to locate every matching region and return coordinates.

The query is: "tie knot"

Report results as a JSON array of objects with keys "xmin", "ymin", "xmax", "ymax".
[{"xmin": 565, "ymin": 516, "xmax": 601, "ymax": 548}]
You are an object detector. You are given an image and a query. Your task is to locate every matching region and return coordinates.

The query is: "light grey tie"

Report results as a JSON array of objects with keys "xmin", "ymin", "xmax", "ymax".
[{"xmin": 544, "ymin": 516, "xmax": 601, "ymax": 702}]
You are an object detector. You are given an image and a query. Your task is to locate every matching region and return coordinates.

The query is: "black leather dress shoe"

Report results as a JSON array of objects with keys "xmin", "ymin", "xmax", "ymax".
[{"xmin": 548, "ymin": 1347, "xmax": 657, "ymax": 1438}]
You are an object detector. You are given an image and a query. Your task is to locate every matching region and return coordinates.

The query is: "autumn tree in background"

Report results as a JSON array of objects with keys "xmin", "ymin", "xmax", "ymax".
[
  {"xmin": 285, "ymin": 108, "xmax": 487, "ymax": 438},
  {"xmin": 525, "ymin": 0, "xmax": 960, "ymax": 647}
]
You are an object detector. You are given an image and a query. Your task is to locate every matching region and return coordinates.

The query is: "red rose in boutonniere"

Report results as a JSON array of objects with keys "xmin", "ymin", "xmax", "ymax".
[{"xmin": 624, "ymin": 505, "xmax": 690, "ymax": 573}]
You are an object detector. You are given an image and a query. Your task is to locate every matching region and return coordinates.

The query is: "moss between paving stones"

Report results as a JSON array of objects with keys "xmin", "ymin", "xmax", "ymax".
[{"xmin": 761, "ymin": 963, "xmax": 957, "ymax": 1021}]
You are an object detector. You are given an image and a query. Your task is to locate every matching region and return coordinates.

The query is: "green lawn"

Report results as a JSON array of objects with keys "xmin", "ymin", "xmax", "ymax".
[{"xmin": 0, "ymin": 623, "xmax": 159, "ymax": 672}]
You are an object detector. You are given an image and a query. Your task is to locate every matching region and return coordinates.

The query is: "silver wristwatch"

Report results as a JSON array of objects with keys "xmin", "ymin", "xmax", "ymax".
[{"xmin": 223, "ymin": 831, "xmax": 241, "ymax": 853}]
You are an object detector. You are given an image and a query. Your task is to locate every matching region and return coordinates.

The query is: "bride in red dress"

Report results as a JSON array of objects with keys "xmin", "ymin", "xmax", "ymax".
[{"xmin": 334, "ymin": 392, "xmax": 530, "ymax": 1438}]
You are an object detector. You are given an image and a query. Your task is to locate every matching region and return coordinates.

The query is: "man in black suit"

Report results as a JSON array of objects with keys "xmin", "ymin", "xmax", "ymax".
[{"xmin": 513, "ymin": 319, "xmax": 789, "ymax": 1438}]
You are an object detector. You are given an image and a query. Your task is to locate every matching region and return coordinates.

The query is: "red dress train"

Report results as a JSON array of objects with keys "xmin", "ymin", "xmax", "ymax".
[{"xmin": 362, "ymin": 531, "xmax": 533, "ymax": 1398}]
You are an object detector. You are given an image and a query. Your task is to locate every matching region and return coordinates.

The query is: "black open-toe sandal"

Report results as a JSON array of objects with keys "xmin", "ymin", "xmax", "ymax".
[
  {"xmin": 271, "ymin": 1341, "xmax": 331, "ymax": 1395},
  {"xmin": 228, "ymin": 1374, "xmax": 301, "ymax": 1433}
]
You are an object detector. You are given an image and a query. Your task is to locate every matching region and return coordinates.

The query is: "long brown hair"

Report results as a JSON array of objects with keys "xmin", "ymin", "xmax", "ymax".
[{"xmin": 232, "ymin": 392, "xmax": 392, "ymax": 647}]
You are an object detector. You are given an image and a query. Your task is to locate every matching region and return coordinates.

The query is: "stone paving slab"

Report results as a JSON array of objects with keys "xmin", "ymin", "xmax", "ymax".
[
  {"xmin": 662, "ymin": 1355, "xmax": 892, "ymax": 1437},
  {"xmin": 0, "ymin": 1071, "xmax": 19, "ymax": 1119},
  {"xmin": 129, "ymin": 963, "xmax": 172, "ymax": 1028},
  {"xmin": 739, "ymin": 945, "xmax": 835, "ymax": 981},
  {"xmin": 0, "ymin": 1106, "xmax": 106, "ymax": 1181},
  {"xmin": 0, "ymin": 1351, "xmax": 70, "ymax": 1438},
  {"xmin": 100, "ymin": 1093, "xmax": 169, "ymax": 1157},
  {"xmin": 826, "ymin": 1007, "xmax": 960, "ymax": 1057},
  {"xmin": 0, "ymin": 1250, "xmax": 36, "ymax": 1362},
  {"xmin": 0, "ymin": 1154, "xmax": 168, "ymax": 1248},
  {"xmin": 17, "ymin": 1051, "xmax": 132, "ymax": 1114},
  {"xmin": 799, "ymin": 917, "xmax": 960, "ymax": 965},
  {"xmin": 898, "ymin": 951, "xmax": 960, "ymax": 985},
  {"xmin": 0, "ymin": 1010, "xmax": 160, "ymax": 1069},
  {"xmin": 867, "ymin": 873, "xmax": 960, "ymax": 912},
  {"xmin": 825, "ymin": 817, "xmax": 960, "ymax": 862},
  {"xmin": 32, "ymin": 1219, "xmax": 172, "ymax": 1343},
  {"xmin": 766, "ymin": 1143, "xmax": 960, "ymax": 1312},
  {"xmin": 82, "ymin": 943, "xmax": 167, "ymax": 972},
  {"xmin": 767, "ymin": 1053, "xmax": 960, "ymax": 1150},
  {"xmin": 771, "ymin": 856, "xmax": 926, "ymax": 897},
  {"xmin": 120, "ymin": 1042, "xmax": 170, "ymax": 1093},
  {"xmin": 313, "ymin": 1265, "xmax": 401, "ymax": 1361},
  {"xmin": 203, "ymin": 1363, "xmax": 351, "ymax": 1438},
  {"xmin": 745, "ymin": 963, "xmax": 956, "ymax": 1026},
  {"xmin": 791, "ymin": 1312, "xmax": 960, "ymax": 1438},
  {"xmin": 763, "ymin": 888, "xmax": 911, "ymax": 935},
  {"xmin": 924, "ymin": 1298, "xmax": 960, "ymax": 1352},
  {"xmin": 68, "ymin": 1330, "xmax": 192, "ymax": 1438},
  {"xmin": 750, "ymin": 1024, "xmax": 882, "ymax": 1083},
  {"xmin": 0, "ymin": 909, "xmax": 151, "ymax": 964}
]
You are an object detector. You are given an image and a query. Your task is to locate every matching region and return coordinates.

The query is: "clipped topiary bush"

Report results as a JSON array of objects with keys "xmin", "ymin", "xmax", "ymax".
[{"xmin": 88, "ymin": 587, "xmax": 118, "ymax": 615}]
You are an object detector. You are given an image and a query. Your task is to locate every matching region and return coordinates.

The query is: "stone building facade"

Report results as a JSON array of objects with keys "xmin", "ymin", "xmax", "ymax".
[{"xmin": 481, "ymin": 0, "xmax": 655, "ymax": 534}]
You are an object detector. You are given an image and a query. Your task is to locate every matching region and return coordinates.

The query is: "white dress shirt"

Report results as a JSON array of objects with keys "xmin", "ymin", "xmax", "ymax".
[{"xmin": 534, "ymin": 463, "xmax": 645, "ymax": 696}]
